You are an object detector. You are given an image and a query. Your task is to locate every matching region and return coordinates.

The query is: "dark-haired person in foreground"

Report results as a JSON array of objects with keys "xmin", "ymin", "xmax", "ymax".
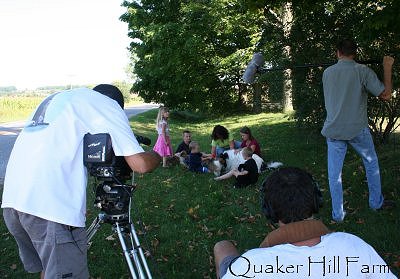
[
  {"xmin": 322, "ymin": 39, "xmax": 395, "ymax": 222},
  {"xmin": 214, "ymin": 167, "xmax": 396, "ymax": 278},
  {"xmin": 2, "ymin": 84, "xmax": 160, "ymax": 279}
]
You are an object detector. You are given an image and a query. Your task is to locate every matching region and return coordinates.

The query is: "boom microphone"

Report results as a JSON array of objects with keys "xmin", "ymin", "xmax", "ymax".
[
  {"xmin": 242, "ymin": 52, "xmax": 381, "ymax": 84},
  {"xmin": 242, "ymin": 52, "xmax": 265, "ymax": 84}
]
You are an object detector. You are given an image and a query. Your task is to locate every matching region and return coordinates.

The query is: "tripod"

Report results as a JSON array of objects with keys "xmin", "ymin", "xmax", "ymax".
[{"xmin": 86, "ymin": 172, "xmax": 153, "ymax": 279}]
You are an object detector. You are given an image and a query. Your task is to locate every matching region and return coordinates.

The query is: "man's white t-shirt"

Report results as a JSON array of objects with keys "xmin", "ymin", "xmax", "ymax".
[
  {"xmin": 223, "ymin": 232, "xmax": 396, "ymax": 279},
  {"xmin": 1, "ymin": 88, "xmax": 144, "ymax": 227}
]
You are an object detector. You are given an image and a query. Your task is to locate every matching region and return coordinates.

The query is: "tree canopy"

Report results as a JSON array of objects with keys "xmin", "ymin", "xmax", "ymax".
[{"xmin": 121, "ymin": 0, "xmax": 264, "ymax": 112}]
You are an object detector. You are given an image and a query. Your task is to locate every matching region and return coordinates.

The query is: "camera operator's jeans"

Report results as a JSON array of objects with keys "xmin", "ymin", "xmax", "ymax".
[{"xmin": 327, "ymin": 127, "xmax": 384, "ymax": 222}]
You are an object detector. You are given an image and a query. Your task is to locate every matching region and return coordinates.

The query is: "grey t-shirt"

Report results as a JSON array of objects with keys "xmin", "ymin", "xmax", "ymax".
[{"xmin": 321, "ymin": 59, "xmax": 384, "ymax": 140}]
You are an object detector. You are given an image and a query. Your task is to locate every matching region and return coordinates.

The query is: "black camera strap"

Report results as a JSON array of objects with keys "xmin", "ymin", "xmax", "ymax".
[{"xmin": 27, "ymin": 92, "xmax": 60, "ymax": 127}]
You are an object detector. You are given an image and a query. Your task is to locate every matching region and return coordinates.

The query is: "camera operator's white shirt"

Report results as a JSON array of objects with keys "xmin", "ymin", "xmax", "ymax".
[
  {"xmin": 222, "ymin": 232, "xmax": 396, "ymax": 279},
  {"xmin": 2, "ymin": 88, "xmax": 144, "ymax": 227}
]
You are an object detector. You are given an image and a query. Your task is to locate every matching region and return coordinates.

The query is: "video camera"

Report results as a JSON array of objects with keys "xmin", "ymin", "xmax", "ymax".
[{"xmin": 83, "ymin": 133, "xmax": 150, "ymax": 217}]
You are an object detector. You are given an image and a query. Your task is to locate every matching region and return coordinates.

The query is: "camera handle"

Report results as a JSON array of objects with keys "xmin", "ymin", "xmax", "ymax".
[{"xmin": 86, "ymin": 171, "xmax": 153, "ymax": 279}]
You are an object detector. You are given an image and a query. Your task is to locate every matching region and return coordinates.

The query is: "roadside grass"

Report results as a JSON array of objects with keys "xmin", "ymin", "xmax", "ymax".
[
  {"xmin": 0, "ymin": 95, "xmax": 144, "ymax": 123},
  {"xmin": 0, "ymin": 96, "xmax": 44, "ymax": 123},
  {"xmin": 0, "ymin": 109, "xmax": 399, "ymax": 278}
]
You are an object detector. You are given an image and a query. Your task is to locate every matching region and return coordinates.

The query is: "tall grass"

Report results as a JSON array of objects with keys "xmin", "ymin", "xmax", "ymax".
[
  {"xmin": 0, "ymin": 94, "xmax": 145, "ymax": 123},
  {"xmin": 0, "ymin": 96, "xmax": 45, "ymax": 123},
  {"xmin": 0, "ymin": 109, "xmax": 399, "ymax": 278}
]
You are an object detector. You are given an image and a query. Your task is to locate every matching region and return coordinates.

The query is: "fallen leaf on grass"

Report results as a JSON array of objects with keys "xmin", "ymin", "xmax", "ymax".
[
  {"xmin": 156, "ymin": 255, "xmax": 168, "ymax": 262},
  {"xmin": 166, "ymin": 203, "xmax": 175, "ymax": 211},
  {"xmin": 247, "ymin": 215, "xmax": 256, "ymax": 223},
  {"xmin": 356, "ymin": 219, "xmax": 365, "ymax": 224},
  {"xmin": 105, "ymin": 235, "xmax": 115, "ymax": 241},
  {"xmin": 151, "ymin": 238, "xmax": 160, "ymax": 249},
  {"xmin": 234, "ymin": 215, "xmax": 256, "ymax": 223},
  {"xmin": 188, "ymin": 205, "xmax": 200, "ymax": 220}
]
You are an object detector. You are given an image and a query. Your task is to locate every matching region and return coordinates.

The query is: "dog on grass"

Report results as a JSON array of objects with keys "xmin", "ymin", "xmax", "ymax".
[{"xmin": 211, "ymin": 149, "xmax": 282, "ymax": 177}]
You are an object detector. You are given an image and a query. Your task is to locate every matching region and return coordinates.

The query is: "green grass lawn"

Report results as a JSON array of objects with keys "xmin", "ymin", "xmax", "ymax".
[{"xmin": 1, "ymin": 109, "xmax": 399, "ymax": 278}]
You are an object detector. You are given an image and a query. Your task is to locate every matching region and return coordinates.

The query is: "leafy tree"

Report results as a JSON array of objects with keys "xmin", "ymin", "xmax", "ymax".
[
  {"xmin": 112, "ymin": 80, "xmax": 134, "ymax": 104},
  {"xmin": 121, "ymin": 0, "xmax": 263, "ymax": 113}
]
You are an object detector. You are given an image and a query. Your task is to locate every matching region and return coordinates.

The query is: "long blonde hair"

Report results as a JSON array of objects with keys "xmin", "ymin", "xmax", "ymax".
[{"xmin": 156, "ymin": 106, "xmax": 169, "ymax": 128}]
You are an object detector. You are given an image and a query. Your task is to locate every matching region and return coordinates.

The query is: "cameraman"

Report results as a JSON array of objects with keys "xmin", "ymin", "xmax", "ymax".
[
  {"xmin": 214, "ymin": 167, "xmax": 396, "ymax": 278},
  {"xmin": 1, "ymin": 84, "xmax": 160, "ymax": 279}
]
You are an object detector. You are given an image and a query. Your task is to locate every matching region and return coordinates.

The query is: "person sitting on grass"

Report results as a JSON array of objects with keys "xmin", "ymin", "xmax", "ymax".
[
  {"xmin": 185, "ymin": 141, "xmax": 212, "ymax": 173},
  {"xmin": 175, "ymin": 130, "xmax": 192, "ymax": 155},
  {"xmin": 236, "ymin": 126, "xmax": 262, "ymax": 157},
  {"xmin": 210, "ymin": 125, "xmax": 240, "ymax": 158},
  {"xmin": 213, "ymin": 167, "xmax": 396, "ymax": 279},
  {"xmin": 214, "ymin": 147, "xmax": 259, "ymax": 188}
]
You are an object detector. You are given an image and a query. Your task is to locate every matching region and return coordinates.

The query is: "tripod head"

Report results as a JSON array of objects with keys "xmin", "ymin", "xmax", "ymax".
[{"xmin": 92, "ymin": 180, "xmax": 135, "ymax": 221}]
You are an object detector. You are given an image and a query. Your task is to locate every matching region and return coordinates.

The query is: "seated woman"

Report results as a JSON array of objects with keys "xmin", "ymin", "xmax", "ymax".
[
  {"xmin": 210, "ymin": 125, "xmax": 240, "ymax": 158},
  {"xmin": 237, "ymin": 126, "xmax": 261, "ymax": 157}
]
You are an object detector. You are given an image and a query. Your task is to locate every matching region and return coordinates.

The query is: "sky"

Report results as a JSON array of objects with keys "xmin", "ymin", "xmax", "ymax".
[{"xmin": 0, "ymin": 0, "xmax": 131, "ymax": 90}]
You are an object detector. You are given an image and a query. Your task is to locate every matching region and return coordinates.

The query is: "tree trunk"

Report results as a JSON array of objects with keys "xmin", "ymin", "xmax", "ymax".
[
  {"xmin": 236, "ymin": 82, "xmax": 245, "ymax": 109},
  {"xmin": 252, "ymin": 83, "xmax": 262, "ymax": 113},
  {"xmin": 282, "ymin": 2, "xmax": 293, "ymax": 112}
]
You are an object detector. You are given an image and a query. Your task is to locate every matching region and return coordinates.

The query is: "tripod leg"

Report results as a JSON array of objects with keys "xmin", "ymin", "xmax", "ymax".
[
  {"xmin": 115, "ymin": 222, "xmax": 143, "ymax": 279},
  {"xmin": 86, "ymin": 216, "xmax": 103, "ymax": 247},
  {"xmin": 129, "ymin": 222, "xmax": 153, "ymax": 278}
]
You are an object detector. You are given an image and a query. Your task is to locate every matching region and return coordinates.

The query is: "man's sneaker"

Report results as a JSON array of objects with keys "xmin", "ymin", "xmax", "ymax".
[
  {"xmin": 373, "ymin": 199, "xmax": 395, "ymax": 211},
  {"xmin": 331, "ymin": 211, "xmax": 347, "ymax": 223}
]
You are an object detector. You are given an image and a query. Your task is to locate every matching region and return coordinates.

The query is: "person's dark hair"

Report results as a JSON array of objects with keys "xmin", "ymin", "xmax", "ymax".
[
  {"xmin": 240, "ymin": 126, "xmax": 254, "ymax": 140},
  {"xmin": 183, "ymin": 130, "xmax": 191, "ymax": 134},
  {"xmin": 93, "ymin": 84, "xmax": 124, "ymax": 109},
  {"xmin": 262, "ymin": 167, "xmax": 316, "ymax": 224},
  {"xmin": 211, "ymin": 125, "xmax": 229, "ymax": 140},
  {"xmin": 336, "ymin": 38, "xmax": 357, "ymax": 57}
]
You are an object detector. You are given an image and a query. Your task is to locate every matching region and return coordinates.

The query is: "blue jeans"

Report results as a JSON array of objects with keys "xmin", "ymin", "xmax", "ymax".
[
  {"xmin": 216, "ymin": 141, "xmax": 241, "ymax": 157},
  {"xmin": 327, "ymin": 127, "xmax": 383, "ymax": 221}
]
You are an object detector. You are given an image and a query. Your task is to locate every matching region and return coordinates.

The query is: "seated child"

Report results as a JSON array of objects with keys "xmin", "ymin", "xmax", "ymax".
[
  {"xmin": 214, "ymin": 147, "xmax": 259, "ymax": 188},
  {"xmin": 175, "ymin": 130, "xmax": 191, "ymax": 155},
  {"xmin": 185, "ymin": 141, "xmax": 211, "ymax": 173}
]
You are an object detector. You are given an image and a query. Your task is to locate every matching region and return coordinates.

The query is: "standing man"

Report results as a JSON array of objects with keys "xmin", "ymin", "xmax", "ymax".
[
  {"xmin": 2, "ymin": 84, "xmax": 161, "ymax": 278},
  {"xmin": 321, "ymin": 39, "xmax": 394, "ymax": 222}
]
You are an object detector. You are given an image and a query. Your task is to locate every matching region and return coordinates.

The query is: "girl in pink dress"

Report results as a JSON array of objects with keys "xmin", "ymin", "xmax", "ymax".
[{"xmin": 153, "ymin": 106, "xmax": 173, "ymax": 167}]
